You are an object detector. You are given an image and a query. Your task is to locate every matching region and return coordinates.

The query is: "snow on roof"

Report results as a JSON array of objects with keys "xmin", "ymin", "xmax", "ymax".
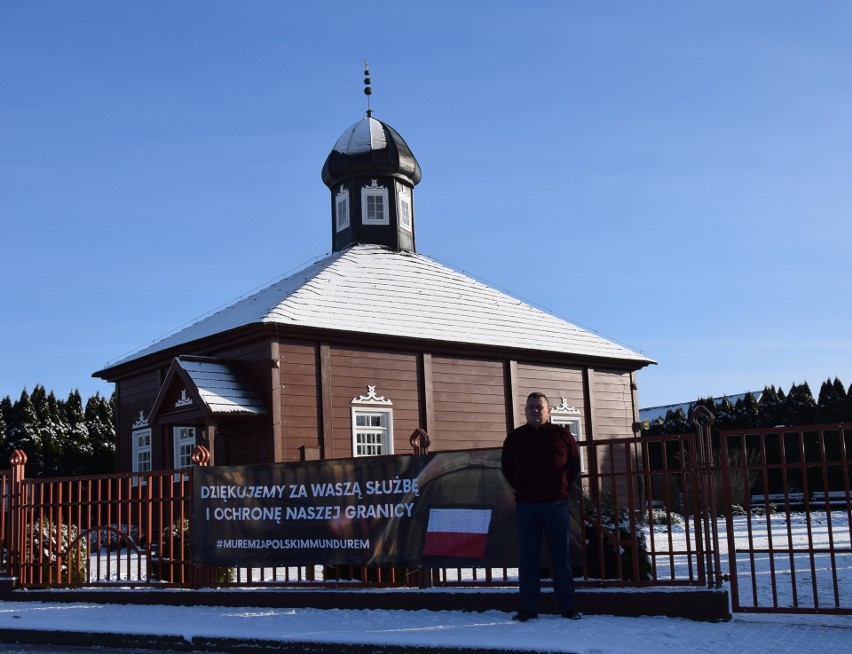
[
  {"xmin": 104, "ymin": 245, "xmax": 653, "ymax": 370},
  {"xmin": 177, "ymin": 357, "xmax": 266, "ymax": 415},
  {"xmin": 332, "ymin": 117, "xmax": 387, "ymax": 154}
]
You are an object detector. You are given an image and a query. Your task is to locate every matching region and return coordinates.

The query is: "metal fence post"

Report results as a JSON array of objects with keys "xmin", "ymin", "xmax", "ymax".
[
  {"xmin": 409, "ymin": 430, "xmax": 435, "ymax": 588},
  {"xmin": 410, "ymin": 429, "xmax": 430, "ymax": 456},
  {"xmin": 7, "ymin": 450, "xmax": 28, "ymax": 587},
  {"xmin": 689, "ymin": 405, "xmax": 723, "ymax": 588}
]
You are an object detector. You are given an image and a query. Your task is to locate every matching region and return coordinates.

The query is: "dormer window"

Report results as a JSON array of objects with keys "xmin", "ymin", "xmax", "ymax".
[
  {"xmin": 361, "ymin": 180, "xmax": 389, "ymax": 225},
  {"xmin": 335, "ymin": 186, "xmax": 350, "ymax": 232}
]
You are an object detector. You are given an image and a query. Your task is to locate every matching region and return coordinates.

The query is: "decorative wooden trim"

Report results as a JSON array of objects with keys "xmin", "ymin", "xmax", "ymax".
[
  {"xmin": 351, "ymin": 385, "xmax": 393, "ymax": 405},
  {"xmin": 175, "ymin": 389, "xmax": 193, "ymax": 408},
  {"xmin": 551, "ymin": 397, "xmax": 581, "ymax": 415},
  {"xmin": 132, "ymin": 410, "xmax": 148, "ymax": 429}
]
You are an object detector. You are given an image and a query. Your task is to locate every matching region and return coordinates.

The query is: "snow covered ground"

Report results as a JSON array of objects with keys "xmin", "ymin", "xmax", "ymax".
[
  {"xmin": 0, "ymin": 596, "xmax": 849, "ymax": 654},
  {"xmin": 1, "ymin": 512, "xmax": 849, "ymax": 653},
  {"xmin": 652, "ymin": 510, "xmax": 852, "ymax": 610}
]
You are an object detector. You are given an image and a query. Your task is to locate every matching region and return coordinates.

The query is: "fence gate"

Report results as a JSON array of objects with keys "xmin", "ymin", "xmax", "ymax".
[{"xmin": 719, "ymin": 423, "xmax": 852, "ymax": 615}]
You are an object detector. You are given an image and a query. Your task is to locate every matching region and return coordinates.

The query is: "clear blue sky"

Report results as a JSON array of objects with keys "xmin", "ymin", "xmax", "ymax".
[{"xmin": 2, "ymin": 1, "xmax": 851, "ymax": 409}]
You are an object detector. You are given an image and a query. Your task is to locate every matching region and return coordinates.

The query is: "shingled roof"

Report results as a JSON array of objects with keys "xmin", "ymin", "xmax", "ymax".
[
  {"xmin": 176, "ymin": 356, "xmax": 266, "ymax": 415},
  {"xmin": 101, "ymin": 244, "xmax": 653, "ymax": 371}
]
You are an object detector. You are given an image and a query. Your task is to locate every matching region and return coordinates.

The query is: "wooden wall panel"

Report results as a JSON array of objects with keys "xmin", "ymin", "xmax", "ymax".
[
  {"xmin": 591, "ymin": 369, "xmax": 635, "ymax": 439},
  {"xmin": 115, "ymin": 339, "xmax": 276, "ymax": 472},
  {"xmin": 207, "ymin": 339, "xmax": 275, "ymax": 462},
  {"xmin": 515, "ymin": 363, "xmax": 585, "ymax": 428},
  {"xmin": 279, "ymin": 341, "xmax": 320, "ymax": 462},
  {"xmin": 431, "ymin": 356, "xmax": 507, "ymax": 450},
  {"xmin": 590, "ymin": 368, "xmax": 637, "ymax": 496},
  {"xmin": 329, "ymin": 347, "xmax": 422, "ymax": 458},
  {"xmin": 116, "ymin": 369, "xmax": 163, "ymax": 471},
  {"xmin": 110, "ymin": 327, "xmax": 643, "ymax": 480}
]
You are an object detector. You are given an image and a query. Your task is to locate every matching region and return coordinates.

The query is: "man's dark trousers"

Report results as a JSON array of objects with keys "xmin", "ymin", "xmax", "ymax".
[{"xmin": 515, "ymin": 500, "xmax": 576, "ymax": 614}]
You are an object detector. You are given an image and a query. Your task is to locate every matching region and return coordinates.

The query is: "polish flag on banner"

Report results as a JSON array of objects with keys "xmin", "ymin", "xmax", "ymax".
[{"xmin": 422, "ymin": 508, "xmax": 492, "ymax": 559}]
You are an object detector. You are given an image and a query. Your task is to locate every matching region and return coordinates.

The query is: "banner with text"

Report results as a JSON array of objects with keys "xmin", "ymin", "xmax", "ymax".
[{"xmin": 191, "ymin": 448, "xmax": 518, "ymax": 568}]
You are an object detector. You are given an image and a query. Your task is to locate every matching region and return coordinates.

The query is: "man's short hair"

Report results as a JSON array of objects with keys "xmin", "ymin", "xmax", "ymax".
[{"xmin": 526, "ymin": 392, "xmax": 549, "ymax": 406}]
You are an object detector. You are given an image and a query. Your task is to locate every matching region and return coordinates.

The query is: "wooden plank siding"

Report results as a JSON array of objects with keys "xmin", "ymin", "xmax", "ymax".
[
  {"xmin": 116, "ymin": 369, "xmax": 163, "ymax": 470},
  {"xmin": 590, "ymin": 368, "xmax": 638, "ymax": 498},
  {"xmin": 591, "ymin": 369, "xmax": 635, "ymax": 439},
  {"xmin": 278, "ymin": 340, "xmax": 321, "ymax": 462},
  {"xmin": 196, "ymin": 339, "xmax": 275, "ymax": 465},
  {"xmin": 113, "ymin": 337, "xmax": 276, "ymax": 470},
  {"xmin": 328, "ymin": 347, "xmax": 423, "ymax": 458},
  {"xmin": 109, "ymin": 328, "xmax": 646, "ymax": 482},
  {"xmin": 514, "ymin": 362, "xmax": 585, "ymax": 428},
  {"xmin": 430, "ymin": 356, "xmax": 507, "ymax": 451}
]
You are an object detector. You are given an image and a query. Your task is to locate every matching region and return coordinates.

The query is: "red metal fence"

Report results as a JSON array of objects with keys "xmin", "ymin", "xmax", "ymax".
[
  {"xmin": 0, "ymin": 434, "xmax": 716, "ymax": 592},
  {"xmin": 1, "ymin": 420, "xmax": 849, "ymax": 615},
  {"xmin": 720, "ymin": 423, "xmax": 851, "ymax": 614}
]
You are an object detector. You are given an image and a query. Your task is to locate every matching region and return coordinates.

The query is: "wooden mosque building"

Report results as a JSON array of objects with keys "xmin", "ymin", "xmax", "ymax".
[{"xmin": 94, "ymin": 105, "xmax": 654, "ymax": 475}]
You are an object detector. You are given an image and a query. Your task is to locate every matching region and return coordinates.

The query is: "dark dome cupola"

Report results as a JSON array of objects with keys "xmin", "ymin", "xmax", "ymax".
[{"xmin": 322, "ymin": 67, "xmax": 421, "ymax": 252}]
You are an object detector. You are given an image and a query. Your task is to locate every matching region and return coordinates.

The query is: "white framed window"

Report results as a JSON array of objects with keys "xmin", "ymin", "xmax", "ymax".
[
  {"xmin": 173, "ymin": 426, "xmax": 196, "ymax": 476},
  {"xmin": 396, "ymin": 183, "xmax": 412, "ymax": 232},
  {"xmin": 131, "ymin": 428, "xmax": 152, "ymax": 485},
  {"xmin": 550, "ymin": 398, "xmax": 585, "ymax": 473},
  {"xmin": 352, "ymin": 410, "xmax": 393, "ymax": 456},
  {"xmin": 551, "ymin": 416, "xmax": 584, "ymax": 473},
  {"xmin": 335, "ymin": 185, "xmax": 350, "ymax": 232},
  {"xmin": 361, "ymin": 181, "xmax": 389, "ymax": 225},
  {"xmin": 350, "ymin": 385, "xmax": 394, "ymax": 457}
]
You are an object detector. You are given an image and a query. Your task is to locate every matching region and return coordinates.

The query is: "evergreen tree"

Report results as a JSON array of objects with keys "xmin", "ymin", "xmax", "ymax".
[
  {"xmin": 63, "ymin": 389, "xmax": 93, "ymax": 475},
  {"xmin": 776, "ymin": 387, "xmax": 788, "ymax": 419},
  {"xmin": 758, "ymin": 385, "xmax": 784, "ymax": 426},
  {"xmin": 785, "ymin": 382, "xmax": 817, "ymax": 426},
  {"xmin": 0, "ymin": 396, "xmax": 12, "ymax": 466},
  {"xmin": 85, "ymin": 392, "xmax": 116, "ymax": 474},
  {"xmin": 660, "ymin": 407, "xmax": 691, "ymax": 434},
  {"xmin": 695, "ymin": 396, "xmax": 716, "ymax": 414},
  {"xmin": 713, "ymin": 396, "xmax": 737, "ymax": 431},
  {"xmin": 815, "ymin": 377, "xmax": 846, "ymax": 423},
  {"xmin": 0, "ymin": 400, "xmax": 7, "ymax": 459},
  {"xmin": 7, "ymin": 389, "xmax": 43, "ymax": 474},
  {"xmin": 735, "ymin": 392, "xmax": 761, "ymax": 428},
  {"xmin": 847, "ymin": 382, "xmax": 852, "ymax": 422},
  {"xmin": 30, "ymin": 385, "xmax": 64, "ymax": 476}
]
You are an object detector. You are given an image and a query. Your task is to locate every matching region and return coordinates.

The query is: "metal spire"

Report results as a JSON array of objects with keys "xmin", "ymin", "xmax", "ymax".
[{"xmin": 364, "ymin": 60, "xmax": 372, "ymax": 117}]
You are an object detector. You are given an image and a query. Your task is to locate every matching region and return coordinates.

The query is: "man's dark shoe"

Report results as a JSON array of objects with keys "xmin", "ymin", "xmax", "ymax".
[
  {"xmin": 511, "ymin": 612, "xmax": 538, "ymax": 622},
  {"xmin": 561, "ymin": 611, "xmax": 583, "ymax": 620}
]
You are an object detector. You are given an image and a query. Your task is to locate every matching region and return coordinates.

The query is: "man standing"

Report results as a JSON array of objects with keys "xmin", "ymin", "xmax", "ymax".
[{"xmin": 501, "ymin": 392, "xmax": 582, "ymax": 621}]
